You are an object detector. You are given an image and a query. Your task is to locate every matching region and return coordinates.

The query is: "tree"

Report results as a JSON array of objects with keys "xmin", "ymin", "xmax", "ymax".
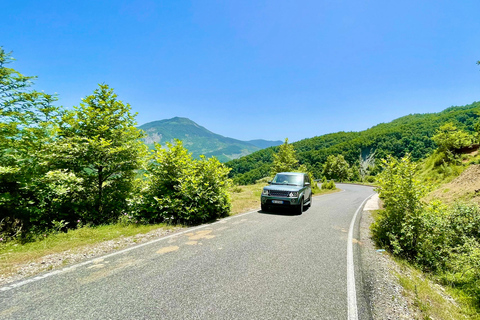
[
  {"xmin": 0, "ymin": 47, "xmax": 63, "ymax": 237},
  {"xmin": 271, "ymin": 138, "xmax": 298, "ymax": 175},
  {"xmin": 431, "ymin": 122, "xmax": 474, "ymax": 161},
  {"xmin": 322, "ymin": 154, "xmax": 351, "ymax": 182},
  {"xmin": 54, "ymin": 84, "xmax": 147, "ymax": 223}
]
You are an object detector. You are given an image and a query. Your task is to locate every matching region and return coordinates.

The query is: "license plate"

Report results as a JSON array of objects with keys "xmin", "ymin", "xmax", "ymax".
[{"xmin": 272, "ymin": 200, "xmax": 283, "ymax": 204}]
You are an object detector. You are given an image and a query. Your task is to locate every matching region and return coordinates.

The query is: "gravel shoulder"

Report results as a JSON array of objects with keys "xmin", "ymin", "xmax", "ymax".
[
  {"xmin": 0, "ymin": 226, "xmax": 185, "ymax": 287},
  {"xmin": 359, "ymin": 194, "xmax": 413, "ymax": 319}
]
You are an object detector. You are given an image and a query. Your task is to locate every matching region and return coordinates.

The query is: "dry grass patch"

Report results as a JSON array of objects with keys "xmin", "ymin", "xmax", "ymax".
[
  {"xmin": 229, "ymin": 183, "xmax": 340, "ymax": 215},
  {"xmin": 230, "ymin": 183, "xmax": 267, "ymax": 215}
]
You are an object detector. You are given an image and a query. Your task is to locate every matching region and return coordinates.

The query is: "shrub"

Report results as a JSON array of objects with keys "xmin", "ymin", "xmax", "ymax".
[
  {"xmin": 321, "ymin": 178, "xmax": 336, "ymax": 190},
  {"xmin": 141, "ymin": 140, "xmax": 232, "ymax": 225},
  {"xmin": 372, "ymin": 154, "xmax": 430, "ymax": 259}
]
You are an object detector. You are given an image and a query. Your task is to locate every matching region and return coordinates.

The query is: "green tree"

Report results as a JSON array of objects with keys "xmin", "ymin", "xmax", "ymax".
[
  {"xmin": 54, "ymin": 84, "xmax": 147, "ymax": 223},
  {"xmin": 0, "ymin": 47, "xmax": 63, "ymax": 237},
  {"xmin": 432, "ymin": 122, "xmax": 474, "ymax": 152},
  {"xmin": 432, "ymin": 122, "xmax": 474, "ymax": 162},
  {"xmin": 322, "ymin": 154, "xmax": 351, "ymax": 182},
  {"xmin": 271, "ymin": 138, "xmax": 298, "ymax": 175}
]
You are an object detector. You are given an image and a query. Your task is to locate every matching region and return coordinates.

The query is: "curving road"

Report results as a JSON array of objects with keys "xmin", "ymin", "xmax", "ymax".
[{"xmin": 0, "ymin": 184, "xmax": 375, "ymax": 320}]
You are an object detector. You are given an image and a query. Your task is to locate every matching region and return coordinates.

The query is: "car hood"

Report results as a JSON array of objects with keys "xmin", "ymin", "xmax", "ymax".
[{"xmin": 264, "ymin": 184, "xmax": 303, "ymax": 191}]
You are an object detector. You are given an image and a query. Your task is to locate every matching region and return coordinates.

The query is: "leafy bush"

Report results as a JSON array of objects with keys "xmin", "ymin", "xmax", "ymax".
[
  {"xmin": 321, "ymin": 177, "xmax": 336, "ymax": 190},
  {"xmin": 141, "ymin": 140, "xmax": 232, "ymax": 225},
  {"xmin": 372, "ymin": 154, "xmax": 430, "ymax": 259},
  {"xmin": 372, "ymin": 153, "xmax": 480, "ymax": 304}
]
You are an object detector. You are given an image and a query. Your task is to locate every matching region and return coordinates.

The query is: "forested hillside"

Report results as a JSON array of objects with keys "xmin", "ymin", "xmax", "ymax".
[
  {"xmin": 139, "ymin": 117, "xmax": 282, "ymax": 162},
  {"xmin": 227, "ymin": 103, "xmax": 480, "ymax": 184}
]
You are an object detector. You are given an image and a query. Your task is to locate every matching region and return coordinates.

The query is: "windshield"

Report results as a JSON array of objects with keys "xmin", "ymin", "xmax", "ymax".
[{"xmin": 272, "ymin": 174, "xmax": 303, "ymax": 186}]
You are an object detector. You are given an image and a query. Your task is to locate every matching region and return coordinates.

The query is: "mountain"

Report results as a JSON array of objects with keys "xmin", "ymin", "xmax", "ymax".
[
  {"xmin": 227, "ymin": 101, "xmax": 480, "ymax": 184},
  {"xmin": 138, "ymin": 117, "xmax": 282, "ymax": 162}
]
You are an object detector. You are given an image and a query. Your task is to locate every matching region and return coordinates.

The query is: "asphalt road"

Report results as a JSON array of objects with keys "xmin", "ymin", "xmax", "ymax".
[{"xmin": 0, "ymin": 184, "xmax": 375, "ymax": 320}]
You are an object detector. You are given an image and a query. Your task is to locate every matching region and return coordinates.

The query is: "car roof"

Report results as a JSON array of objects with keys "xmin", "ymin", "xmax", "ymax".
[{"xmin": 277, "ymin": 172, "xmax": 304, "ymax": 175}]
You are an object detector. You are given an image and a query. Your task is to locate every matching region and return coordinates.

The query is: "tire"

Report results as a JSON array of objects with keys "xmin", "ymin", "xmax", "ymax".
[
  {"xmin": 305, "ymin": 195, "xmax": 312, "ymax": 209},
  {"xmin": 296, "ymin": 198, "xmax": 304, "ymax": 215},
  {"xmin": 261, "ymin": 204, "xmax": 268, "ymax": 212}
]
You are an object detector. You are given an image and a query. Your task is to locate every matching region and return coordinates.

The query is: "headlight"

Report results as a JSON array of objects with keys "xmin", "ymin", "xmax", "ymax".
[
  {"xmin": 262, "ymin": 189, "xmax": 270, "ymax": 196},
  {"xmin": 288, "ymin": 192, "xmax": 299, "ymax": 198}
]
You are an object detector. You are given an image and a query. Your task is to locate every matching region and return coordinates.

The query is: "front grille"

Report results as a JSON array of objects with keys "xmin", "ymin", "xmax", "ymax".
[{"xmin": 270, "ymin": 190, "xmax": 290, "ymax": 197}]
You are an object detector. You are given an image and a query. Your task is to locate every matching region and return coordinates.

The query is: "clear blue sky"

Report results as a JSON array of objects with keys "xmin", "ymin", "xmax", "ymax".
[{"xmin": 3, "ymin": 0, "xmax": 480, "ymax": 142}]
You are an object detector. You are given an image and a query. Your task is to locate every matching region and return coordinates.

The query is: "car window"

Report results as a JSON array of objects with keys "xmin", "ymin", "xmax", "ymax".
[{"xmin": 272, "ymin": 174, "xmax": 303, "ymax": 186}]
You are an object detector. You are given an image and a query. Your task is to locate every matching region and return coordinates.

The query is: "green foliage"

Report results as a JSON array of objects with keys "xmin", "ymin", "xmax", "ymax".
[
  {"xmin": 0, "ymin": 48, "xmax": 235, "ymax": 244},
  {"xmin": 372, "ymin": 154, "xmax": 430, "ymax": 259},
  {"xmin": 322, "ymin": 154, "xmax": 352, "ymax": 182},
  {"xmin": 139, "ymin": 117, "xmax": 269, "ymax": 162},
  {"xmin": 372, "ymin": 152, "xmax": 480, "ymax": 305},
  {"xmin": 432, "ymin": 122, "xmax": 474, "ymax": 162},
  {"xmin": 321, "ymin": 178, "xmax": 336, "ymax": 190},
  {"xmin": 0, "ymin": 47, "xmax": 64, "ymax": 236},
  {"xmin": 141, "ymin": 140, "xmax": 232, "ymax": 225},
  {"xmin": 52, "ymin": 84, "xmax": 148, "ymax": 224},
  {"xmin": 271, "ymin": 138, "xmax": 299, "ymax": 175},
  {"xmin": 228, "ymin": 102, "xmax": 480, "ymax": 183}
]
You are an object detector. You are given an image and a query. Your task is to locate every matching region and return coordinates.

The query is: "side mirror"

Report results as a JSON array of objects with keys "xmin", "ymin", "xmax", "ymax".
[
  {"xmin": 268, "ymin": 181, "xmax": 272, "ymax": 184},
  {"xmin": 305, "ymin": 182, "xmax": 311, "ymax": 186}
]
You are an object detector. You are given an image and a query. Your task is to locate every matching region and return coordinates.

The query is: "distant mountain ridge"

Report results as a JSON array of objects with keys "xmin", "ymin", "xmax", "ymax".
[{"xmin": 138, "ymin": 117, "xmax": 282, "ymax": 162}]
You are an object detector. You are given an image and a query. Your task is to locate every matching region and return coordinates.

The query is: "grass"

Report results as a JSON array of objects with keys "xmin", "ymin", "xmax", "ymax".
[
  {"xmin": 229, "ymin": 182, "xmax": 267, "ymax": 214},
  {"xmin": 393, "ymin": 257, "xmax": 480, "ymax": 320}
]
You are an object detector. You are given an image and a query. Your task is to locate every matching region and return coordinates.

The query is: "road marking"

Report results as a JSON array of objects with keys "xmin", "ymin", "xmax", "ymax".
[
  {"xmin": 0, "ymin": 209, "xmax": 259, "ymax": 292},
  {"xmin": 347, "ymin": 193, "xmax": 375, "ymax": 320},
  {"xmin": 0, "ymin": 189, "xmax": 360, "ymax": 293}
]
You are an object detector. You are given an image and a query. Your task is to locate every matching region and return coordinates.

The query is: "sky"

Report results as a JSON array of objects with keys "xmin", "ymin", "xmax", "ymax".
[{"xmin": 2, "ymin": 0, "xmax": 480, "ymax": 142}]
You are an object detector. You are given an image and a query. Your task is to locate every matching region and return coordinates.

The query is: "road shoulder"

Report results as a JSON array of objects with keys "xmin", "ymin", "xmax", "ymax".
[{"xmin": 359, "ymin": 194, "xmax": 413, "ymax": 319}]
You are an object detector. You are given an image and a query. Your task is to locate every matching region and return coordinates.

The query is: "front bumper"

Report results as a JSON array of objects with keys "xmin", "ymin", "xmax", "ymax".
[{"xmin": 261, "ymin": 196, "xmax": 301, "ymax": 206}]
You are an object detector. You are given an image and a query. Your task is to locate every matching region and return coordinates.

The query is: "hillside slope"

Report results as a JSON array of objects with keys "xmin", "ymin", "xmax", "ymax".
[
  {"xmin": 427, "ymin": 164, "xmax": 480, "ymax": 205},
  {"xmin": 139, "ymin": 117, "xmax": 282, "ymax": 162},
  {"xmin": 227, "ymin": 102, "xmax": 480, "ymax": 184}
]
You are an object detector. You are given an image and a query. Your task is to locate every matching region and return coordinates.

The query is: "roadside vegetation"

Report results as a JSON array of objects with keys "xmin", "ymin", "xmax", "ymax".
[
  {"xmin": 371, "ymin": 121, "xmax": 480, "ymax": 318},
  {"xmin": 2, "ymin": 45, "xmax": 480, "ymax": 318},
  {"xmin": 0, "ymin": 47, "xmax": 231, "ymax": 246}
]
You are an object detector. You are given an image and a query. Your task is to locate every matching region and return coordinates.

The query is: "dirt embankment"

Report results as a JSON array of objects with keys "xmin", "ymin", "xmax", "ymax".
[{"xmin": 426, "ymin": 164, "xmax": 480, "ymax": 205}]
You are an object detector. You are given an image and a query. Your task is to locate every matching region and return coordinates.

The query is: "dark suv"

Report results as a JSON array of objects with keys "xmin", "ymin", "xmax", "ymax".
[{"xmin": 260, "ymin": 172, "xmax": 312, "ymax": 214}]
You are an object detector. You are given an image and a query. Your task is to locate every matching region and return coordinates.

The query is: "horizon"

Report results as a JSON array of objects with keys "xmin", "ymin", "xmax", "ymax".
[{"xmin": 3, "ymin": 1, "xmax": 480, "ymax": 142}]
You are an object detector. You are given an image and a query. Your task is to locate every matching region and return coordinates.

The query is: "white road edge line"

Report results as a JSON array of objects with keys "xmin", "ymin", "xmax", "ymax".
[
  {"xmin": 1, "ymin": 188, "xmax": 349, "ymax": 293},
  {"xmin": 347, "ymin": 193, "xmax": 375, "ymax": 320},
  {"xmin": 0, "ymin": 209, "xmax": 259, "ymax": 292}
]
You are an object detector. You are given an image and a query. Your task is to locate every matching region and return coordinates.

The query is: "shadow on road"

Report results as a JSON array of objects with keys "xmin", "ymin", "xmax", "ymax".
[{"xmin": 258, "ymin": 207, "xmax": 310, "ymax": 216}]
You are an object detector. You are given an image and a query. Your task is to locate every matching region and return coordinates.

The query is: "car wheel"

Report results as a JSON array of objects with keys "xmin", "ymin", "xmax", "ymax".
[
  {"xmin": 296, "ymin": 198, "xmax": 304, "ymax": 215},
  {"xmin": 261, "ymin": 204, "xmax": 268, "ymax": 212},
  {"xmin": 305, "ymin": 195, "xmax": 312, "ymax": 209}
]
